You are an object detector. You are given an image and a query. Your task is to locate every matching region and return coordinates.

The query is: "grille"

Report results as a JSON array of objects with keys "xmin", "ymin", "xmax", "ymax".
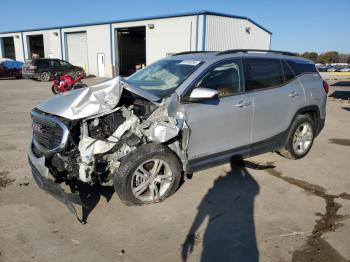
[{"xmin": 31, "ymin": 111, "xmax": 69, "ymax": 154}]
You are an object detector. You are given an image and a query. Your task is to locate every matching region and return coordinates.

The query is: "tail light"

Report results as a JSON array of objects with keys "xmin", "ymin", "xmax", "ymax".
[{"xmin": 323, "ymin": 80, "xmax": 329, "ymax": 94}]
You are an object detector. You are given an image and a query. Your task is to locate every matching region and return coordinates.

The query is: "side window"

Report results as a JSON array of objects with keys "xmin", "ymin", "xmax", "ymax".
[
  {"xmin": 244, "ymin": 58, "xmax": 284, "ymax": 91},
  {"xmin": 59, "ymin": 60, "xmax": 69, "ymax": 66},
  {"xmin": 282, "ymin": 60, "xmax": 295, "ymax": 82},
  {"xmin": 194, "ymin": 59, "xmax": 243, "ymax": 98},
  {"xmin": 50, "ymin": 60, "xmax": 60, "ymax": 67},
  {"xmin": 286, "ymin": 59, "xmax": 317, "ymax": 76}
]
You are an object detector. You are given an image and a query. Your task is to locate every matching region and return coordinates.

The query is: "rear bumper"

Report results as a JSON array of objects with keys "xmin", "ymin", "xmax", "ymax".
[
  {"xmin": 22, "ymin": 72, "xmax": 40, "ymax": 79},
  {"xmin": 28, "ymin": 143, "xmax": 82, "ymax": 218}
]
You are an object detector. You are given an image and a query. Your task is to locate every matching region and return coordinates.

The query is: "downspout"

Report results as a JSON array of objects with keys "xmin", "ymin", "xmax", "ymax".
[
  {"xmin": 202, "ymin": 14, "xmax": 207, "ymax": 51},
  {"xmin": 20, "ymin": 32, "xmax": 25, "ymax": 61},
  {"xmin": 59, "ymin": 28, "xmax": 64, "ymax": 59},
  {"xmin": 269, "ymin": 34, "xmax": 272, "ymax": 50},
  {"xmin": 195, "ymin": 15, "xmax": 199, "ymax": 51},
  {"xmin": 109, "ymin": 23, "xmax": 114, "ymax": 77}
]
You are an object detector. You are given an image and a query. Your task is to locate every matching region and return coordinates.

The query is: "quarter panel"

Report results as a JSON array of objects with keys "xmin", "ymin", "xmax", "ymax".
[{"xmin": 298, "ymin": 74, "xmax": 326, "ymax": 119}]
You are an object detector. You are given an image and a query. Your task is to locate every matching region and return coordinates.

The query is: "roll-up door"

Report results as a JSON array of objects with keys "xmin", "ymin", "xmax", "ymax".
[{"xmin": 66, "ymin": 32, "xmax": 88, "ymax": 71}]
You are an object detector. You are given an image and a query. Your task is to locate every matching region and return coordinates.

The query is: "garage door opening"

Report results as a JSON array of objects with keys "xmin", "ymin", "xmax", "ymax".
[
  {"xmin": 117, "ymin": 26, "xmax": 146, "ymax": 76},
  {"xmin": 1, "ymin": 37, "xmax": 16, "ymax": 60},
  {"xmin": 27, "ymin": 35, "xmax": 44, "ymax": 59}
]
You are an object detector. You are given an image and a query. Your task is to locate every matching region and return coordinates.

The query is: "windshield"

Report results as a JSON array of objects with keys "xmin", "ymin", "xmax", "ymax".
[{"xmin": 127, "ymin": 59, "xmax": 203, "ymax": 97}]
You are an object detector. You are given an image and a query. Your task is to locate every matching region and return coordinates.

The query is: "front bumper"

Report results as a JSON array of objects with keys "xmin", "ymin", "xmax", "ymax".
[{"xmin": 28, "ymin": 143, "xmax": 83, "ymax": 220}]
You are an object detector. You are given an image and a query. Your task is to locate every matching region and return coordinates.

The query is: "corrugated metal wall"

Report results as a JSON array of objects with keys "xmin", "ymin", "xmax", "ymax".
[
  {"xmin": 0, "ymin": 13, "xmax": 272, "ymax": 77},
  {"xmin": 205, "ymin": 15, "xmax": 271, "ymax": 51}
]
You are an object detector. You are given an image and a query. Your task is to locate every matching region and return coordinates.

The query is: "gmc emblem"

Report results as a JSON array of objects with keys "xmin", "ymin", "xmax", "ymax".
[{"xmin": 32, "ymin": 122, "xmax": 43, "ymax": 134}]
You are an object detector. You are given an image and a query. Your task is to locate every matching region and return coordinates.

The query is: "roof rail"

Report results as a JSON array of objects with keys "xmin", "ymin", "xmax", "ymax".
[
  {"xmin": 172, "ymin": 51, "xmax": 217, "ymax": 56},
  {"xmin": 216, "ymin": 49, "xmax": 298, "ymax": 57}
]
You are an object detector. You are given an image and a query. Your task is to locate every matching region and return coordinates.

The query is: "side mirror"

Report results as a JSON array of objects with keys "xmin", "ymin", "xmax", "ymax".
[{"xmin": 188, "ymin": 87, "xmax": 219, "ymax": 101}]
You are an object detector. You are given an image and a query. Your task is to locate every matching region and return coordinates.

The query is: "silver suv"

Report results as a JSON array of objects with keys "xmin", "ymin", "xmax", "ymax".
[{"xmin": 28, "ymin": 50, "xmax": 327, "ymax": 217}]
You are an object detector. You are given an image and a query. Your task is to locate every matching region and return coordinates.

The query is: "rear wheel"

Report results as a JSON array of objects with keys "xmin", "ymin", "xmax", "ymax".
[
  {"xmin": 40, "ymin": 71, "xmax": 51, "ymax": 81},
  {"xmin": 278, "ymin": 114, "xmax": 315, "ymax": 159},
  {"xmin": 113, "ymin": 143, "xmax": 182, "ymax": 206}
]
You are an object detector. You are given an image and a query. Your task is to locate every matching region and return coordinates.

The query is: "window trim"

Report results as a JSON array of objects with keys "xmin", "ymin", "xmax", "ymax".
[{"xmin": 180, "ymin": 57, "xmax": 245, "ymax": 102}]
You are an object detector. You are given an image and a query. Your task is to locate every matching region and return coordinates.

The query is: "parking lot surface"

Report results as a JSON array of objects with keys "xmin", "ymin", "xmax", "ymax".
[{"xmin": 0, "ymin": 75, "xmax": 349, "ymax": 262}]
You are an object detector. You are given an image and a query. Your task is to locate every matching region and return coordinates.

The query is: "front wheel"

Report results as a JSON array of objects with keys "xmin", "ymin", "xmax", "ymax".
[
  {"xmin": 51, "ymin": 84, "xmax": 61, "ymax": 94},
  {"xmin": 278, "ymin": 114, "xmax": 315, "ymax": 159},
  {"xmin": 113, "ymin": 143, "xmax": 182, "ymax": 206}
]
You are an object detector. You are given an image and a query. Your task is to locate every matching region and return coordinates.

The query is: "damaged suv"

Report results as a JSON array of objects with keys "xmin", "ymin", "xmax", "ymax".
[{"xmin": 28, "ymin": 50, "xmax": 327, "ymax": 214}]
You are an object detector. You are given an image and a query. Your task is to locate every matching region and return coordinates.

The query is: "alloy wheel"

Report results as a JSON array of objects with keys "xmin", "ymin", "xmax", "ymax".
[
  {"xmin": 292, "ymin": 122, "xmax": 313, "ymax": 155},
  {"xmin": 131, "ymin": 159, "xmax": 173, "ymax": 202}
]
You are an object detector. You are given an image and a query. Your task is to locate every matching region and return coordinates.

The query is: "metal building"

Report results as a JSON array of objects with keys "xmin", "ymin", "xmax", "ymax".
[{"xmin": 0, "ymin": 11, "xmax": 272, "ymax": 77}]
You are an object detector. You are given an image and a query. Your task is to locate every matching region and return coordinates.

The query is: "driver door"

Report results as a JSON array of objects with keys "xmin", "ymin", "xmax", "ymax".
[{"xmin": 182, "ymin": 59, "xmax": 253, "ymax": 169}]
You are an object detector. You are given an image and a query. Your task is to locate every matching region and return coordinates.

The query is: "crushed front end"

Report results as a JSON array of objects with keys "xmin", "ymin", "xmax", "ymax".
[{"xmin": 28, "ymin": 77, "xmax": 189, "ymax": 222}]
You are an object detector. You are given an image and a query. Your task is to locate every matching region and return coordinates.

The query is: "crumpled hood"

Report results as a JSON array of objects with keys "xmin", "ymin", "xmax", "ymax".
[{"xmin": 36, "ymin": 77, "xmax": 161, "ymax": 120}]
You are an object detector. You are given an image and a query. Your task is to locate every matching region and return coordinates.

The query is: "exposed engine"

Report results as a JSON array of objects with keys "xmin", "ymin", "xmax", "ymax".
[{"xmin": 31, "ymin": 92, "xmax": 163, "ymax": 186}]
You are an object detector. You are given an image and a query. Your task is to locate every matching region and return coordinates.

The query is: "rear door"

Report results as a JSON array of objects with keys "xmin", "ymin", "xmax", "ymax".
[
  {"xmin": 182, "ymin": 59, "xmax": 253, "ymax": 165},
  {"xmin": 244, "ymin": 58, "xmax": 305, "ymax": 149}
]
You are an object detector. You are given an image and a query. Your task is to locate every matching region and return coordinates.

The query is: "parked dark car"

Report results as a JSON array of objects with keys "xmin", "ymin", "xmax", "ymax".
[
  {"xmin": 0, "ymin": 59, "xmax": 23, "ymax": 79},
  {"xmin": 22, "ymin": 58, "xmax": 85, "ymax": 81}
]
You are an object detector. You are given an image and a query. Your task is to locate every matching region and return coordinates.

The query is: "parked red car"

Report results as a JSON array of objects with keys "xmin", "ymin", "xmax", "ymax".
[{"xmin": 0, "ymin": 59, "xmax": 23, "ymax": 79}]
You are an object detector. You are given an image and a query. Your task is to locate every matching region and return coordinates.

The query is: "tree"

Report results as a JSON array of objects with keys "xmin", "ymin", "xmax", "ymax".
[
  {"xmin": 339, "ymin": 53, "xmax": 350, "ymax": 63},
  {"xmin": 318, "ymin": 51, "xmax": 340, "ymax": 64},
  {"xmin": 301, "ymin": 52, "xmax": 318, "ymax": 62}
]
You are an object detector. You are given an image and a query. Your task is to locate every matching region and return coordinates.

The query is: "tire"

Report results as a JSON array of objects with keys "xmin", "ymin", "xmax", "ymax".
[
  {"xmin": 113, "ymin": 143, "xmax": 182, "ymax": 206},
  {"xmin": 278, "ymin": 114, "xmax": 315, "ymax": 159},
  {"xmin": 51, "ymin": 84, "xmax": 61, "ymax": 94},
  {"xmin": 40, "ymin": 71, "xmax": 51, "ymax": 82},
  {"xmin": 74, "ymin": 70, "xmax": 84, "ymax": 78}
]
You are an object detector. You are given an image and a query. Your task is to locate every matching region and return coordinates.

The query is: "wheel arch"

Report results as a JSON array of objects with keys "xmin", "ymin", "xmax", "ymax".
[{"xmin": 294, "ymin": 105, "xmax": 321, "ymax": 136}]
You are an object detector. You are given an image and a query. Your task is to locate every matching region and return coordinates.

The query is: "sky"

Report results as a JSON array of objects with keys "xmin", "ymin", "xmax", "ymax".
[{"xmin": 0, "ymin": 0, "xmax": 349, "ymax": 53}]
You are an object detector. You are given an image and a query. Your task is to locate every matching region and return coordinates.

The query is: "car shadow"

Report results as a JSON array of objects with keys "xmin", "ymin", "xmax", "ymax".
[
  {"xmin": 331, "ymin": 81, "xmax": 350, "ymax": 87},
  {"xmin": 329, "ymin": 90, "xmax": 350, "ymax": 100},
  {"xmin": 342, "ymin": 107, "xmax": 350, "ymax": 112},
  {"xmin": 76, "ymin": 183, "xmax": 114, "ymax": 223},
  {"xmin": 181, "ymin": 159, "xmax": 261, "ymax": 262}
]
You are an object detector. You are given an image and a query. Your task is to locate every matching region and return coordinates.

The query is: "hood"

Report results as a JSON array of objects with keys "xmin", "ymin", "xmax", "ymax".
[{"xmin": 36, "ymin": 77, "xmax": 161, "ymax": 120}]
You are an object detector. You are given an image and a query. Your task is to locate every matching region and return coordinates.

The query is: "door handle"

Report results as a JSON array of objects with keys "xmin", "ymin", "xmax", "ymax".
[
  {"xmin": 235, "ymin": 101, "xmax": 251, "ymax": 107},
  {"xmin": 289, "ymin": 91, "xmax": 300, "ymax": 98}
]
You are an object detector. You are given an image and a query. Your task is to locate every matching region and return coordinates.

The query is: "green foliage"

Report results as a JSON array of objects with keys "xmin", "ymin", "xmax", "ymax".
[
  {"xmin": 318, "ymin": 51, "xmax": 340, "ymax": 64},
  {"xmin": 301, "ymin": 52, "xmax": 318, "ymax": 62}
]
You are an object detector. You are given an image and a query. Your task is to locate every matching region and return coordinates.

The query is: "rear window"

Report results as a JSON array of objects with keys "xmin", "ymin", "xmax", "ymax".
[
  {"xmin": 286, "ymin": 59, "xmax": 317, "ymax": 75},
  {"xmin": 244, "ymin": 58, "xmax": 284, "ymax": 91}
]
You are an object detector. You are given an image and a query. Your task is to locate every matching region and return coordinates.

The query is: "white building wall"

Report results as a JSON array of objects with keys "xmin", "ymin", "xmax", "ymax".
[
  {"xmin": 112, "ymin": 15, "xmax": 197, "ymax": 66},
  {"xmin": 0, "ymin": 33, "xmax": 25, "ymax": 61},
  {"xmin": 22, "ymin": 29, "xmax": 62, "ymax": 60},
  {"xmin": 62, "ymin": 24, "xmax": 111, "ymax": 77},
  {"xmin": 204, "ymin": 15, "xmax": 271, "ymax": 51}
]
